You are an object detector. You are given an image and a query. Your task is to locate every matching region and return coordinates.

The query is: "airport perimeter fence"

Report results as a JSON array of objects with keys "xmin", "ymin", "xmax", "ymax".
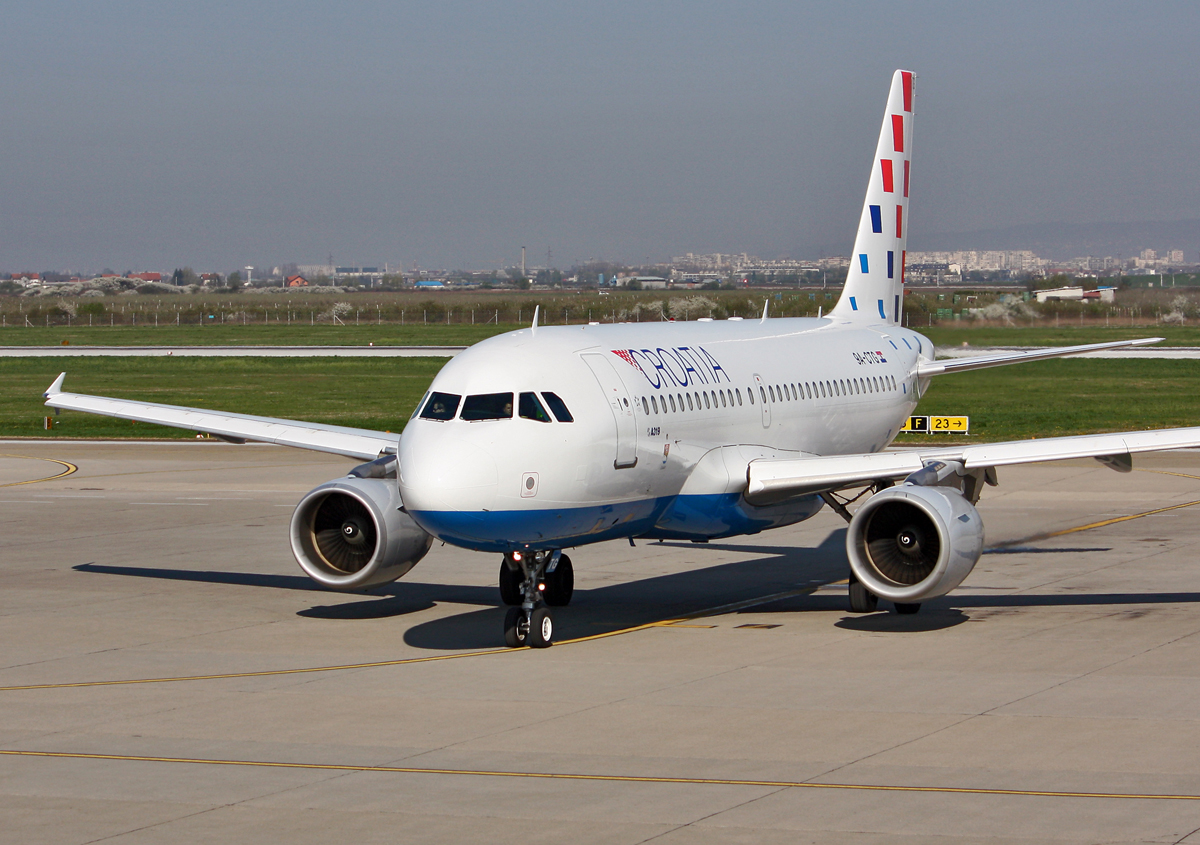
[{"xmin": 0, "ymin": 288, "xmax": 1195, "ymax": 331}]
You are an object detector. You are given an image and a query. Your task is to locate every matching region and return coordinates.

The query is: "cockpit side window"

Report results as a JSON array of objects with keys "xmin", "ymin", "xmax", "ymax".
[
  {"xmin": 420, "ymin": 392, "xmax": 461, "ymax": 421},
  {"xmin": 412, "ymin": 390, "xmax": 431, "ymax": 419},
  {"xmin": 519, "ymin": 392, "xmax": 552, "ymax": 422},
  {"xmin": 541, "ymin": 392, "xmax": 574, "ymax": 423},
  {"xmin": 461, "ymin": 392, "xmax": 513, "ymax": 421}
]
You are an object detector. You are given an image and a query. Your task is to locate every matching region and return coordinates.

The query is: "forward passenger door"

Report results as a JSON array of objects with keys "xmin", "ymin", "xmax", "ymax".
[{"xmin": 582, "ymin": 353, "xmax": 639, "ymax": 469}]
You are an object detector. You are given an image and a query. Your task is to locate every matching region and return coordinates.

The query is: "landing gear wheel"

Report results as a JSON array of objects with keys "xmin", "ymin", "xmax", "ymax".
[
  {"xmin": 528, "ymin": 607, "xmax": 554, "ymax": 648},
  {"xmin": 543, "ymin": 554, "xmax": 574, "ymax": 607},
  {"xmin": 894, "ymin": 602, "xmax": 921, "ymax": 615},
  {"xmin": 847, "ymin": 573, "xmax": 878, "ymax": 613},
  {"xmin": 499, "ymin": 561, "xmax": 522, "ymax": 605},
  {"xmin": 849, "ymin": 582, "xmax": 878, "ymax": 613},
  {"xmin": 503, "ymin": 606, "xmax": 528, "ymax": 647}
]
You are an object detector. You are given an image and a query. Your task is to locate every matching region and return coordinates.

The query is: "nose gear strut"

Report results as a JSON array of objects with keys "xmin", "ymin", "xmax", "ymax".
[{"xmin": 501, "ymin": 550, "xmax": 568, "ymax": 648}]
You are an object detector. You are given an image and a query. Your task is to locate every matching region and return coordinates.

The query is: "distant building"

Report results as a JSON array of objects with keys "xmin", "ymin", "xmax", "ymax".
[
  {"xmin": 1034, "ymin": 286, "xmax": 1112, "ymax": 303},
  {"xmin": 286, "ymin": 275, "xmax": 308, "ymax": 287},
  {"xmin": 1035, "ymin": 286, "xmax": 1084, "ymax": 302},
  {"xmin": 200, "ymin": 273, "xmax": 222, "ymax": 286},
  {"xmin": 413, "ymin": 280, "xmax": 447, "ymax": 289},
  {"xmin": 130, "ymin": 272, "xmax": 162, "ymax": 283},
  {"xmin": 624, "ymin": 276, "xmax": 668, "ymax": 289}
]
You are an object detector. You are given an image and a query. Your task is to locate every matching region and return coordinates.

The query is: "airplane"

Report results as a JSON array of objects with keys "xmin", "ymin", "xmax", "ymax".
[{"xmin": 43, "ymin": 70, "xmax": 1200, "ymax": 649}]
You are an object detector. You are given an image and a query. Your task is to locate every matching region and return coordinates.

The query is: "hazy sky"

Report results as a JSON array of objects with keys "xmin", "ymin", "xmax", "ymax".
[{"xmin": 2, "ymin": 1, "xmax": 1197, "ymax": 272}]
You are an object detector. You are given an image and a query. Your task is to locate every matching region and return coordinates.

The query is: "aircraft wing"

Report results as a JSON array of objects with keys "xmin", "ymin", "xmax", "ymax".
[
  {"xmin": 746, "ymin": 426, "xmax": 1200, "ymax": 504},
  {"xmin": 916, "ymin": 337, "xmax": 1163, "ymax": 378},
  {"xmin": 43, "ymin": 373, "xmax": 397, "ymax": 461}
]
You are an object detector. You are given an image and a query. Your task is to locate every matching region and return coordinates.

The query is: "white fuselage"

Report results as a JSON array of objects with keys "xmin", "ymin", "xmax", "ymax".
[{"xmin": 398, "ymin": 315, "xmax": 931, "ymax": 553}]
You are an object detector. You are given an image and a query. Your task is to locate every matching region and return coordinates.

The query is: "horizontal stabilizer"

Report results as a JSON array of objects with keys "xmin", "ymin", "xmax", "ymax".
[{"xmin": 917, "ymin": 337, "xmax": 1163, "ymax": 378}]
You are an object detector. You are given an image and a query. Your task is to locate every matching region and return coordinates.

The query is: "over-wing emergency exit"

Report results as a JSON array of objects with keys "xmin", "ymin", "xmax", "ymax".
[{"xmin": 45, "ymin": 70, "xmax": 1200, "ymax": 648}]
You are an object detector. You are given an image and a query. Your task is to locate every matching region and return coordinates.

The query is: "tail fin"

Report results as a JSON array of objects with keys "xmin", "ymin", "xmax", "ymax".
[{"xmin": 830, "ymin": 70, "xmax": 914, "ymax": 326}]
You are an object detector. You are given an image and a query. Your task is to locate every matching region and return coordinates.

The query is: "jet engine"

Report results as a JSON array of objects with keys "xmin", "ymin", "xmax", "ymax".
[
  {"xmin": 846, "ymin": 483, "xmax": 984, "ymax": 604},
  {"xmin": 290, "ymin": 470, "xmax": 432, "ymax": 591}
]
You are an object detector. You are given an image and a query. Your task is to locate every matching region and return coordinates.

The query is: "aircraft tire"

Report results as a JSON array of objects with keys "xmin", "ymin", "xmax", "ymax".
[
  {"xmin": 543, "ymin": 555, "xmax": 574, "ymax": 607},
  {"xmin": 894, "ymin": 602, "xmax": 922, "ymax": 615},
  {"xmin": 848, "ymin": 580, "xmax": 878, "ymax": 613},
  {"xmin": 504, "ymin": 607, "xmax": 527, "ymax": 647},
  {"xmin": 528, "ymin": 607, "xmax": 554, "ymax": 648},
  {"xmin": 499, "ymin": 562, "xmax": 522, "ymax": 605}
]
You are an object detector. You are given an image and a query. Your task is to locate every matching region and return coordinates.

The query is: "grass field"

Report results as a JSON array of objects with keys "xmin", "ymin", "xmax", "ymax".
[
  {"xmin": 4, "ymin": 356, "xmax": 1197, "ymax": 443},
  {"xmin": 4, "ymin": 322, "xmax": 1200, "ymax": 348}
]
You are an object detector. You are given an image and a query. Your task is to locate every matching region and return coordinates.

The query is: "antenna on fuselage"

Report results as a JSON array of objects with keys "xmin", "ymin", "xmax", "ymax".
[
  {"xmin": 760, "ymin": 299, "xmax": 769, "ymax": 323},
  {"xmin": 531, "ymin": 305, "xmax": 539, "ymax": 336}
]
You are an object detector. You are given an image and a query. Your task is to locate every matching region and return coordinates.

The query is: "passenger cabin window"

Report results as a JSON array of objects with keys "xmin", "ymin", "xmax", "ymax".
[
  {"xmin": 641, "ymin": 397, "xmax": 649, "ymax": 415},
  {"xmin": 461, "ymin": 393, "xmax": 513, "ymax": 421},
  {"xmin": 420, "ymin": 392, "xmax": 461, "ymax": 421},
  {"xmin": 519, "ymin": 392, "xmax": 552, "ymax": 422},
  {"xmin": 541, "ymin": 392, "xmax": 574, "ymax": 422}
]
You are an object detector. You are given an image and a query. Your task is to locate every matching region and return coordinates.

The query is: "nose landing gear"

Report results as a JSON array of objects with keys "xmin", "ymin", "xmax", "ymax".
[{"xmin": 500, "ymin": 550, "xmax": 571, "ymax": 648}]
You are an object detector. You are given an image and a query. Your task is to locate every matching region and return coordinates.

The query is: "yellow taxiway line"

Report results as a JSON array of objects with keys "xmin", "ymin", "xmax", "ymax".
[
  {"xmin": 0, "ymin": 454, "xmax": 77, "ymax": 488},
  {"xmin": 0, "ymin": 586, "xmax": 819, "ymax": 692},
  {"xmin": 1, "ymin": 749, "xmax": 1196, "ymax": 801}
]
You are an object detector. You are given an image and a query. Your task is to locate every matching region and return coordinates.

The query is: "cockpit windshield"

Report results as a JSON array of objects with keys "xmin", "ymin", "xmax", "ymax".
[
  {"xmin": 461, "ymin": 392, "xmax": 514, "ymax": 421},
  {"xmin": 519, "ymin": 392, "xmax": 552, "ymax": 422},
  {"xmin": 419, "ymin": 392, "xmax": 460, "ymax": 421},
  {"xmin": 541, "ymin": 392, "xmax": 573, "ymax": 422}
]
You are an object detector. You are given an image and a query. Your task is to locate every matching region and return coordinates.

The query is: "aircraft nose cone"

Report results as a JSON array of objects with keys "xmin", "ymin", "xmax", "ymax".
[{"xmin": 399, "ymin": 435, "xmax": 498, "ymax": 513}]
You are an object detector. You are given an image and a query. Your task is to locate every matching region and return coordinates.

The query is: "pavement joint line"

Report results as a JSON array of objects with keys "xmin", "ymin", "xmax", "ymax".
[
  {"xmin": 0, "ymin": 454, "xmax": 77, "ymax": 487},
  {"xmin": 0, "ymin": 587, "xmax": 818, "ymax": 692},
  {"xmin": 1, "ymin": 749, "xmax": 1197, "ymax": 801}
]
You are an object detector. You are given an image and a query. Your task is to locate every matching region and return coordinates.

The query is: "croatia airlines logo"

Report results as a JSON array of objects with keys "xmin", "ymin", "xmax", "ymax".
[{"xmin": 611, "ymin": 346, "xmax": 730, "ymax": 389}]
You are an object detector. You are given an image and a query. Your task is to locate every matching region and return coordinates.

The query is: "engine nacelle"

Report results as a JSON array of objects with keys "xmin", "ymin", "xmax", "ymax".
[
  {"xmin": 290, "ymin": 476, "xmax": 432, "ymax": 591},
  {"xmin": 846, "ymin": 484, "xmax": 984, "ymax": 603}
]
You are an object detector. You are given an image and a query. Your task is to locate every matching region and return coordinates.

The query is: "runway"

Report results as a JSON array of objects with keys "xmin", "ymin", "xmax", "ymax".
[{"xmin": 4, "ymin": 442, "xmax": 1200, "ymax": 843}]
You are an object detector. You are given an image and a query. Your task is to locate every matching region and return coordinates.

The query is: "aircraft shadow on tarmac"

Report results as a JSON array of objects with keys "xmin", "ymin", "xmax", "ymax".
[
  {"xmin": 73, "ymin": 531, "xmax": 1200, "ymax": 649},
  {"xmin": 396, "ymin": 532, "xmax": 852, "ymax": 650}
]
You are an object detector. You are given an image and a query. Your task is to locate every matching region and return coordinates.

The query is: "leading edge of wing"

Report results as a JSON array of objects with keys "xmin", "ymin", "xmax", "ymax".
[
  {"xmin": 915, "ymin": 337, "xmax": 1163, "ymax": 378},
  {"xmin": 746, "ymin": 426, "xmax": 1200, "ymax": 504},
  {"xmin": 44, "ymin": 373, "xmax": 397, "ymax": 461}
]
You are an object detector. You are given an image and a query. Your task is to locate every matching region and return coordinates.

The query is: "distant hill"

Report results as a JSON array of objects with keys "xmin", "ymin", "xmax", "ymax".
[{"xmin": 910, "ymin": 219, "xmax": 1199, "ymax": 261}]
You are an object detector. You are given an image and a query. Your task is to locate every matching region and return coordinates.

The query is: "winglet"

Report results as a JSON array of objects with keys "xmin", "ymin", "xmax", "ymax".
[
  {"xmin": 531, "ymin": 305, "xmax": 539, "ymax": 336},
  {"xmin": 44, "ymin": 372, "xmax": 66, "ymax": 399},
  {"xmin": 760, "ymin": 300, "xmax": 769, "ymax": 323}
]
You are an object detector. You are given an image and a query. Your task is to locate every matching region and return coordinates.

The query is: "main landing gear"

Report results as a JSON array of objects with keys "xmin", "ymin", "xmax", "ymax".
[
  {"xmin": 499, "ymin": 550, "xmax": 573, "ymax": 648},
  {"xmin": 847, "ymin": 571, "xmax": 921, "ymax": 615}
]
